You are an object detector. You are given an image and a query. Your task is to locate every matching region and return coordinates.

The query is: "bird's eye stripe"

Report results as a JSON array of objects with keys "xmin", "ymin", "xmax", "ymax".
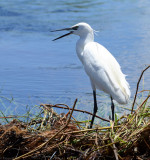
[{"xmin": 72, "ymin": 26, "xmax": 78, "ymax": 30}]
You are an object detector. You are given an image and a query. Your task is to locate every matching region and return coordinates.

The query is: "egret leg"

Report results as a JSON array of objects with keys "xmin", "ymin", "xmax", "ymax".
[
  {"xmin": 90, "ymin": 90, "xmax": 98, "ymax": 128},
  {"xmin": 111, "ymin": 97, "xmax": 115, "ymax": 121}
]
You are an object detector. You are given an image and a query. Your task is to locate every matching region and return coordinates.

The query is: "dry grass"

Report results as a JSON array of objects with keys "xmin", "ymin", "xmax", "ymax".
[
  {"xmin": 0, "ymin": 66, "xmax": 150, "ymax": 160},
  {"xmin": 0, "ymin": 94, "xmax": 149, "ymax": 160}
]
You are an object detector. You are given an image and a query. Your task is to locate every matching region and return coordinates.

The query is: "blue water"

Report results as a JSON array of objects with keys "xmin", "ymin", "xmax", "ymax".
[{"xmin": 0, "ymin": 0, "xmax": 150, "ymax": 118}]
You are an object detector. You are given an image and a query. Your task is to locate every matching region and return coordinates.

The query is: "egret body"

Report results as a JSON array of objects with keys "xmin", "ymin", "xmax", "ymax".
[{"xmin": 52, "ymin": 22, "xmax": 130, "ymax": 128}]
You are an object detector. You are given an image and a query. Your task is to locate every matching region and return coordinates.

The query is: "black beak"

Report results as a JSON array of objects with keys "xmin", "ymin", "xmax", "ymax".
[{"xmin": 51, "ymin": 27, "xmax": 73, "ymax": 41}]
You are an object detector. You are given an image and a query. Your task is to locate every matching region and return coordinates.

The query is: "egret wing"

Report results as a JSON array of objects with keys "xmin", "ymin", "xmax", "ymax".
[{"xmin": 82, "ymin": 42, "xmax": 130, "ymax": 104}]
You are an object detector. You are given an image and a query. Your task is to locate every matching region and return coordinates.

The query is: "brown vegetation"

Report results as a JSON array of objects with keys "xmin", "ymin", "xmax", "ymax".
[{"xmin": 0, "ymin": 66, "xmax": 150, "ymax": 160}]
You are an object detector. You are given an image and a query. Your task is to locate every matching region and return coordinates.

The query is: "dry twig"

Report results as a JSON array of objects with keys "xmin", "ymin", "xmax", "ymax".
[
  {"xmin": 41, "ymin": 103, "xmax": 110, "ymax": 122},
  {"xmin": 131, "ymin": 65, "xmax": 150, "ymax": 113}
]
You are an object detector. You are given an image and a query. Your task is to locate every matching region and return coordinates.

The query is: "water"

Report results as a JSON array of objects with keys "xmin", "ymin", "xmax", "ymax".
[{"xmin": 0, "ymin": 0, "xmax": 150, "ymax": 118}]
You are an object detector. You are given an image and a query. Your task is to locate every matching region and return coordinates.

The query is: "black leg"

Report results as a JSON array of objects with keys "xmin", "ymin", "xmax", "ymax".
[
  {"xmin": 111, "ymin": 96, "xmax": 115, "ymax": 121},
  {"xmin": 90, "ymin": 90, "xmax": 98, "ymax": 128}
]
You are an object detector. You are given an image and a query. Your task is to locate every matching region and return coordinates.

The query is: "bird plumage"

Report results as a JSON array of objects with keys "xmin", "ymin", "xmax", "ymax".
[
  {"xmin": 82, "ymin": 42, "xmax": 130, "ymax": 104},
  {"xmin": 52, "ymin": 22, "xmax": 130, "ymax": 127}
]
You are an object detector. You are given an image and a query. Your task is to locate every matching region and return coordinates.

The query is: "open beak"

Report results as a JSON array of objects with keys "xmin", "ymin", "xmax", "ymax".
[{"xmin": 51, "ymin": 28, "xmax": 73, "ymax": 41}]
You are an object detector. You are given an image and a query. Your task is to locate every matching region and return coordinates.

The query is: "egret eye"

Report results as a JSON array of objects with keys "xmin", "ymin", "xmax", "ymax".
[{"xmin": 72, "ymin": 26, "xmax": 79, "ymax": 30}]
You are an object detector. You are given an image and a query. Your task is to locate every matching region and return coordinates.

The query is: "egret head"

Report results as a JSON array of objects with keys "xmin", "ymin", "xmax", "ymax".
[{"xmin": 51, "ymin": 22, "xmax": 93, "ymax": 41}]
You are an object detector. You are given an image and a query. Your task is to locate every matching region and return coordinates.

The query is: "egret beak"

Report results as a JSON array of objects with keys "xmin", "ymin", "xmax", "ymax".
[{"xmin": 51, "ymin": 28, "xmax": 73, "ymax": 41}]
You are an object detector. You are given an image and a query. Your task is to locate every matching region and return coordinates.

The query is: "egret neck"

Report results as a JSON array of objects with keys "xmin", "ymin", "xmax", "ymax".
[
  {"xmin": 51, "ymin": 22, "xmax": 130, "ymax": 128},
  {"xmin": 76, "ymin": 31, "xmax": 94, "ymax": 63}
]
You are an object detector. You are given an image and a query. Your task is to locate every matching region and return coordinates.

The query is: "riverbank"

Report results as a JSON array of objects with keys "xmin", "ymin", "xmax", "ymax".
[{"xmin": 0, "ymin": 66, "xmax": 150, "ymax": 160}]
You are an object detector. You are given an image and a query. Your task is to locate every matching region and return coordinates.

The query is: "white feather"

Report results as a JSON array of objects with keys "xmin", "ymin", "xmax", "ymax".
[
  {"xmin": 53, "ymin": 22, "xmax": 131, "ymax": 126},
  {"xmin": 82, "ymin": 42, "xmax": 130, "ymax": 104},
  {"xmin": 72, "ymin": 22, "xmax": 130, "ymax": 104}
]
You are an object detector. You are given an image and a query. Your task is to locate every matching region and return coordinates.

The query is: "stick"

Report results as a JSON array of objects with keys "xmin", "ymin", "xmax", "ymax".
[
  {"xmin": 13, "ymin": 99, "xmax": 77, "ymax": 160},
  {"xmin": 41, "ymin": 103, "xmax": 109, "ymax": 122},
  {"xmin": 110, "ymin": 137, "xmax": 119, "ymax": 160},
  {"xmin": 131, "ymin": 65, "xmax": 150, "ymax": 114},
  {"xmin": 64, "ymin": 125, "xmax": 121, "ymax": 134}
]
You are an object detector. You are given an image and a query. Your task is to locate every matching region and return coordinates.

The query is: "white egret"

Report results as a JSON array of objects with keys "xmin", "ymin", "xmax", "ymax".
[{"xmin": 51, "ymin": 22, "xmax": 130, "ymax": 128}]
